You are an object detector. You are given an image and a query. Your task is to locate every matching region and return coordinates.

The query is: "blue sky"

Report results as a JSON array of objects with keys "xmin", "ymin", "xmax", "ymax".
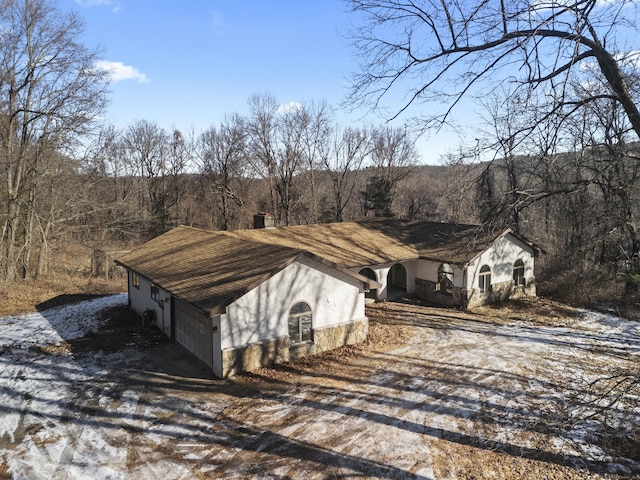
[{"xmin": 66, "ymin": 0, "xmax": 465, "ymax": 164}]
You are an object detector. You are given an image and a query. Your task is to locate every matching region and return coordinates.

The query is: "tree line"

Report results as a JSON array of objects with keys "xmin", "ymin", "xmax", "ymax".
[
  {"xmin": 2, "ymin": 0, "xmax": 640, "ymax": 305},
  {"xmin": 345, "ymin": 0, "xmax": 640, "ymax": 300},
  {"xmin": 0, "ymin": 0, "xmax": 422, "ymax": 283},
  {"xmin": 80, "ymin": 96, "xmax": 418, "ymax": 239}
]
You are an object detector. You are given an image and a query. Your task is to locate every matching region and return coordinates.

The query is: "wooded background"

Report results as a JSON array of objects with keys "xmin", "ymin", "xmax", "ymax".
[{"xmin": 1, "ymin": 0, "xmax": 639, "ymax": 309}]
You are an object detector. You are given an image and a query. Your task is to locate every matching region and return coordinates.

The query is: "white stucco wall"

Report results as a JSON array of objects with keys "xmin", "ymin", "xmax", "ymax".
[
  {"xmin": 402, "ymin": 261, "xmax": 417, "ymax": 294},
  {"xmin": 128, "ymin": 272, "xmax": 152, "ymax": 315},
  {"xmin": 353, "ymin": 260, "xmax": 416, "ymax": 299},
  {"xmin": 221, "ymin": 257, "xmax": 365, "ymax": 350},
  {"xmin": 465, "ymin": 234, "xmax": 535, "ymax": 290},
  {"xmin": 127, "ymin": 272, "xmax": 171, "ymax": 336}
]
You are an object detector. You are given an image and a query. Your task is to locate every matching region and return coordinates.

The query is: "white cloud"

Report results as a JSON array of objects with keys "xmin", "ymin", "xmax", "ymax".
[
  {"xmin": 75, "ymin": 0, "xmax": 121, "ymax": 13},
  {"xmin": 580, "ymin": 49, "xmax": 640, "ymax": 73},
  {"xmin": 96, "ymin": 60, "xmax": 149, "ymax": 84},
  {"xmin": 616, "ymin": 49, "xmax": 640, "ymax": 68},
  {"xmin": 277, "ymin": 101, "xmax": 303, "ymax": 114}
]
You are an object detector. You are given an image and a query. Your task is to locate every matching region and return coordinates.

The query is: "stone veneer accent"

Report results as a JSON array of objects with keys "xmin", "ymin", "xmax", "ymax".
[
  {"xmin": 466, "ymin": 277, "xmax": 536, "ymax": 308},
  {"xmin": 416, "ymin": 277, "xmax": 536, "ymax": 308},
  {"xmin": 415, "ymin": 278, "xmax": 464, "ymax": 307},
  {"xmin": 221, "ymin": 317, "xmax": 368, "ymax": 378}
]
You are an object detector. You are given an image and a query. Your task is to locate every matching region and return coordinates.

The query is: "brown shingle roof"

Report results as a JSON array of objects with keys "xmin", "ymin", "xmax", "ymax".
[
  {"xmin": 116, "ymin": 219, "xmax": 529, "ymax": 315},
  {"xmin": 116, "ymin": 226, "xmax": 309, "ymax": 315},
  {"xmin": 353, "ymin": 218, "xmax": 494, "ymax": 264},
  {"xmin": 228, "ymin": 218, "xmax": 497, "ymax": 266},
  {"xmin": 227, "ymin": 221, "xmax": 419, "ymax": 267}
]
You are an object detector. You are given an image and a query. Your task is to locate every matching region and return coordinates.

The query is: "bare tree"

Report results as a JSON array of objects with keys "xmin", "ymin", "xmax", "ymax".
[
  {"xmin": 361, "ymin": 125, "xmax": 418, "ymax": 217},
  {"xmin": 0, "ymin": 0, "xmax": 108, "ymax": 281},
  {"xmin": 369, "ymin": 125, "xmax": 418, "ymax": 181},
  {"xmin": 298, "ymin": 100, "xmax": 332, "ymax": 224},
  {"xmin": 476, "ymin": 74, "xmax": 640, "ymax": 257},
  {"xmin": 273, "ymin": 103, "xmax": 308, "ymax": 226},
  {"xmin": 395, "ymin": 172, "xmax": 437, "ymax": 220},
  {"xmin": 346, "ymin": 0, "xmax": 640, "ymax": 140},
  {"xmin": 321, "ymin": 125, "xmax": 370, "ymax": 222},
  {"xmin": 247, "ymin": 93, "xmax": 331, "ymax": 226},
  {"xmin": 121, "ymin": 120, "xmax": 170, "ymax": 236},
  {"xmin": 477, "ymin": 91, "xmax": 530, "ymax": 231},
  {"xmin": 438, "ymin": 149, "xmax": 483, "ymax": 224},
  {"xmin": 166, "ymin": 128, "xmax": 194, "ymax": 227},
  {"xmin": 574, "ymin": 93, "xmax": 640, "ymax": 267},
  {"xmin": 79, "ymin": 124, "xmax": 152, "ymax": 242},
  {"xmin": 247, "ymin": 93, "xmax": 280, "ymax": 220},
  {"xmin": 197, "ymin": 114, "xmax": 247, "ymax": 230}
]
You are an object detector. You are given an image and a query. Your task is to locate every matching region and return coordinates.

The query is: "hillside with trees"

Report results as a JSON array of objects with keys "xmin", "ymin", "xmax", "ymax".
[
  {"xmin": 0, "ymin": 0, "xmax": 639, "ymax": 314},
  {"xmin": 344, "ymin": 0, "xmax": 640, "ymax": 309}
]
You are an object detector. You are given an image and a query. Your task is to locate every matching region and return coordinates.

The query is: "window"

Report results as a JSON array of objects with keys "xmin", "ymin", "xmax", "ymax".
[
  {"xmin": 288, "ymin": 302, "xmax": 312, "ymax": 343},
  {"xmin": 437, "ymin": 263, "xmax": 454, "ymax": 294},
  {"xmin": 151, "ymin": 284, "xmax": 160, "ymax": 302},
  {"xmin": 479, "ymin": 265, "xmax": 492, "ymax": 293},
  {"xmin": 513, "ymin": 259, "xmax": 525, "ymax": 287},
  {"xmin": 132, "ymin": 273, "xmax": 140, "ymax": 289}
]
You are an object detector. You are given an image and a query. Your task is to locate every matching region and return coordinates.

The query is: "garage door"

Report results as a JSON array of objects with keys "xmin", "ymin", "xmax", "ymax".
[{"xmin": 174, "ymin": 299, "xmax": 213, "ymax": 369}]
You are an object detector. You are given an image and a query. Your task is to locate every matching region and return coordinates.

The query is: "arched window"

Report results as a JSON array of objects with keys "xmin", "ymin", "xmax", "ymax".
[
  {"xmin": 513, "ymin": 259, "xmax": 525, "ymax": 286},
  {"xmin": 289, "ymin": 302, "xmax": 312, "ymax": 343},
  {"xmin": 437, "ymin": 263, "xmax": 454, "ymax": 294},
  {"xmin": 479, "ymin": 265, "xmax": 492, "ymax": 293}
]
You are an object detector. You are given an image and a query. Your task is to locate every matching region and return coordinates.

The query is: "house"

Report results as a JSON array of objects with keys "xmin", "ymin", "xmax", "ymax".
[
  {"xmin": 226, "ymin": 218, "xmax": 537, "ymax": 308},
  {"xmin": 115, "ymin": 218, "xmax": 537, "ymax": 377},
  {"xmin": 115, "ymin": 226, "xmax": 381, "ymax": 378}
]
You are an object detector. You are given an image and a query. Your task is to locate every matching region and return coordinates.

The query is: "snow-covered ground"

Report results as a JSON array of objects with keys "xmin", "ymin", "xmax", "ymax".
[{"xmin": 0, "ymin": 296, "xmax": 638, "ymax": 479}]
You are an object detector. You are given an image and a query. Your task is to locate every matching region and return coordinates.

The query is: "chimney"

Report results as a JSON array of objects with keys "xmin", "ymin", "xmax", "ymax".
[{"xmin": 253, "ymin": 212, "xmax": 275, "ymax": 229}]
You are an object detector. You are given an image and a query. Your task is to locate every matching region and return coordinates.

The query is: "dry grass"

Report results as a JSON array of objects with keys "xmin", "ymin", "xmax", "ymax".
[
  {"xmin": 0, "ymin": 275, "xmax": 125, "ymax": 317},
  {"xmin": 0, "ymin": 458, "xmax": 8, "ymax": 480},
  {"xmin": 0, "ymin": 239, "xmax": 127, "ymax": 316},
  {"xmin": 473, "ymin": 296, "xmax": 583, "ymax": 326},
  {"xmin": 430, "ymin": 439, "xmax": 598, "ymax": 480},
  {"xmin": 538, "ymin": 260, "xmax": 640, "ymax": 320},
  {"xmin": 0, "ymin": 242, "xmax": 126, "ymax": 317}
]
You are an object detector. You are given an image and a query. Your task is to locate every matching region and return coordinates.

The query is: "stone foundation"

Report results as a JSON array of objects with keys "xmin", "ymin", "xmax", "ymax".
[
  {"xmin": 466, "ymin": 277, "xmax": 536, "ymax": 308},
  {"xmin": 221, "ymin": 317, "xmax": 368, "ymax": 377},
  {"xmin": 415, "ymin": 278, "xmax": 464, "ymax": 307},
  {"xmin": 416, "ymin": 277, "xmax": 536, "ymax": 308}
]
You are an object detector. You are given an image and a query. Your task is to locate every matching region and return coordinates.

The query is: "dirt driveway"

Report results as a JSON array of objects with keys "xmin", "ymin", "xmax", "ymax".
[{"xmin": 1, "ymin": 296, "xmax": 639, "ymax": 479}]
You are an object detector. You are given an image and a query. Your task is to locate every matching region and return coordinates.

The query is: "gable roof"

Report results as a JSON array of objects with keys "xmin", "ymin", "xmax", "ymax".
[
  {"xmin": 116, "ymin": 219, "xmax": 538, "ymax": 315},
  {"xmin": 115, "ymin": 225, "xmax": 378, "ymax": 316},
  {"xmin": 353, "ymin": 218, "xmax": 494, "ymax": 265},
  {"xmin": 226, "ymin": 220, "xmax": 419, "ymax": 267},
  {"xmin": 352, "ymin": 218, "xmax": 540, "ymax": 264},
  {"xmin": 228, "ymin": 218, "xmax": 504, "ymax": 266},
  {"xmin": 116, "ymin": 226, "xmax": 309, "ymax": 314}
]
